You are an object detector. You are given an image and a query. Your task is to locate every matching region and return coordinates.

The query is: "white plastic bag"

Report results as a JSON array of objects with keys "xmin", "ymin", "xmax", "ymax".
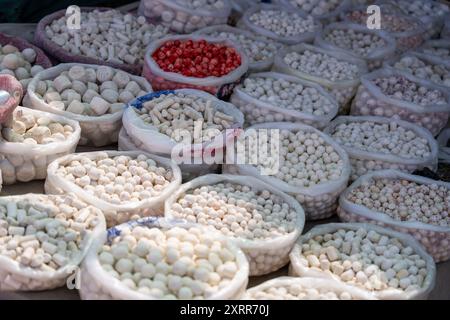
[
  {"xmin": 0, "ymin": 107, "xmax": 81, "ymax": 184},
  {"xmin": 338, "ymin": 170, "xmax": 450, "ymax": 263},
  {"xmin": 143, "ymin": 35, "xmax": 249, "ymax": 99},
  {"xmin": 237, "ymin": 3, "xmax": 321, "ymax": 45},
  {"xmin": 138, "ymin": 0, "xmax": 231, "ymax": 33},
  {"xmin": 165, "ymin": 174, "xmax": 305, "ymax": 276},
  {"xmin": 243, "ymin": 276, "xmax": 376, "ymax": 300},
  {"xmin": 315, "ymin": 22, "xmax": 396, "ymax": 71},
  {"xmin": 0, "ymin": 193, "xmax": 106, "ymax": 291},
  {"xmin": 272, "ymin": 43, "xmax": 367, "ymax": 114},
  {"xmin": 194, "ymin": 24, "xmax": 282, "ymax": 73},
  {"xmin": 224, "ymin": 122, "xmax": 351, "ymax": 221},
  {"xmin": 230, "ymin": 72, "xmax": 338, "ymax": 128},
  {"xmin": 289, "ymin": 222, "xmax": 436, "ymax": 300},
  {"xmin": 79, "ymin": 217, "xmax": 249, "ymax": 299},
  {"xmin": 350, "ymin": 68, "xmax": 450, "ymax": 136},
  {"xmin": 25, "ymin": 63, "xmax": 152, "ymax": 147},
  {"xmin": 45, "ymin": 150, "xmax": 182, "ymax": 227},
  {"xmin": 324, "ymin": 115, "xmax": 438, "ymax": 181}
]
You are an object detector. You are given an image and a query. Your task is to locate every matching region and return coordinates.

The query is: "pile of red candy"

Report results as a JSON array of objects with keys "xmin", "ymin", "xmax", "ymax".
[{"xmin": 152, "ymin": 39, "xmax": 242, "ymax": 78}]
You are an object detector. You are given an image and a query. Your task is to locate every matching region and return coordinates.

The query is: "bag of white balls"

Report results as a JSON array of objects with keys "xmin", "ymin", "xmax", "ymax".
[
  {"xmin": 338, "ymin": 169, "xmax": 450, "ymax": 263},
  {"xmin": 272, "ymin": 43, "xmax": 367, "ymax": 114},
  {"xmin": 350, "ymin": 68, "xmax": 450, "ymax": 136},
  {"xmin": 0, "ymin": 193, "xmax": 106, "ymax": 291},
  {"xmin": 45, "ymin": 151, "xmax": 182, "ymax": 227},
  {"xmin": 417, "ymin": 40, "xmax": 450, "ymax": 62},
  {"xmin": 315, "ymin": 22, "xmax": 396, "ymax": 71},
  {"xmin": 230, "ymin": 72, "xmax": 338, "ymax": 129},
  {"xmin": 275, "ymin": 0, "xmax": 350, "ymax": 23},
  {"xmin": 243, "ymin": 276, "xmax": 376, "ymax": 300},
  {"xmin": 79, "ymin": 217, "xmax": 249, "ymax": 300},
  {"xmin": 164, "ymin": 174, "xmax": 305, "ymax": 276},
  {"xmin": 0, "ymin": 107, "xmax": 81, "ymax": 184},
  {"xmin": 224, "ymin": 122, "xmax": 351, "ymax": 221},
  {"xmin": 324, "ymin": 115, "xmax": 438, "ymax": 181},
  {"xmin": 237, "ymin": 3, "xmax": 321, "ymax": 45},
  {"xmin": 289, "ymin": 222, "xmax": 436, "ymax": 300},
  {"xmin": 25, "ymin": 63, "xmax": 151, "ymax": 147}
]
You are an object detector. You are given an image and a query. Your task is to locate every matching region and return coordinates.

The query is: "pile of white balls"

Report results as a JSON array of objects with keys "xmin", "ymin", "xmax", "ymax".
[
  {"xmin": 45, "ymin": 9, "xmax": 169, "ymax": 65},
  {"xmin": 286, "ymin": 0, "xmax": 341, "ymax": 17},
  {"xmin": 0, "ymin": 44, "xmax": 45, "ymax": 89},
  {"xmin": 420, "ymin": 46, "xmax": 450, "ymax": 61},
  {"xmin": 93, "ymin": 225, "xmax": 242, "ymax": 299},
  {"xmin": 396, "ymin": 0, "xmax": 449, "ymax": 20},
  {"xmin": 133, "ymin": 92, "xmax": 237, "ymax": 144},
  {"xmin": 53, "ymin": 153, "xmax": 174, "ymax": 205},
  {"xmin": 292, "ymin": 227, "xmax": 429, "ymax": 292},
  {"xmin": 393, "ymin": 55, "xmax": 450, "ymax": 87},
  {"xmin": 323, "ymin": 29, "xmax": 386, "ymax": 58},
  {"xmin": 37, "ymin": 65, "xmax": 148, "ymax": 116},
  {"xmin": 170, "ymin": 0, "xmax": 227, "ymax": 10}
]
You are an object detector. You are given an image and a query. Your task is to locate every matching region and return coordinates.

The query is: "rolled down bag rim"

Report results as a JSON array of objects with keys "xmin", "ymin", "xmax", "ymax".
[
  {"xmin": 277, "ymin": 0, "xmax": 351, "ymax": 21},
  {"xmin": 152, "ymin": 0, "xmax": 232, "ymax": 18},
  {"xmin": 26, "ymin": 63, "xmax": 152, "ymax": 124},
  {"xmin": 144, "ymin": 34, "xmax": 249, "ymax": 87},
  {"xmin": 315, "ymin": 22, "xmax": 397, "ymax": 61},
  {"xmin": 360, "ymin": 67, "xmax": 450, "ymax": 114},
  {"xmin": 34, "ymin": 7, "xmax": 149, "ymax": 75},
  {"xmin": 272, "ymin": 43, "xmax": 368, "ymax": 89},
  {"xmin": 0, "ymin": 106, "xmax": 81, "ymax": 157},
  {"xmin": 385, "ymin": 50, "xmax": 450, "ymax": 72},
  {"xmin": 123, "ymin": 88, "xmax": 244, "ymax": 157},
  {"xmin": 323, "ymin": 115, "xmax": 438, "ymax": 167},
  {"xmin": 231, "ymin": 121, "xmax": 351, "ymax": 197},
  {"xmin": 338, "ymin": 169, "xmax": 450, "ymax": 233},
  {"xmin": 232, "ymin": 71, "xmax": 339, "ymax": 124},
  {"xmin": 238, "ymin": 3, "xmax": 322, "ymax": 45},
  {"xmin": 417, "ymin": 39, "xmax": 450, "ymax": 61},
  {"xmin": 289, "ymin": 222, "xmax": 436, "ymax": 300},
  {"xmin": 82, "ymin": 216, "xmax": 249, "ymax": 300},
  {"xmin": 45, "ymin": 150, "xmax": 182, "ymax": 213},
  {"xmin": 0, "ymin": 193, "xmax": 106, "ymax": 282},
  {"xmin": 164, "ymin": 173, "xmax": 306, "ymax": 251}
]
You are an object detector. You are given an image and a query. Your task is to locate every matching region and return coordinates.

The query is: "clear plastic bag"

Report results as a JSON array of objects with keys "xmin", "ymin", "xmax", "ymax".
[
  {"xmin": 417, "ymin": 40, "xmax": 450, "ymax": 62},
  {"xmin": 143, "ymin": 35, "xmax": 248, "ymax": 99},
  {"xmin": 164, "ymin": 174, "xmax": 305, "ymax": 276},
  {"xmin": 315, "ymin": 22, "xmax": 396, "ymax": 71},
  {"xmin": 237, "ymin": 3, "xmax": 321, "ymax": 45},
  {"xmin": 138, "ymin": 0, "xmax": 231, "ymax": 34},
  {"xmin": 224, "ymin": 122, "xmax": 351, "ymax": 221},
  {"xmin": 324, "ymin": 115, "xmax": 438, "ymax": 181},
  {"xmin": 45, "ymin": 150, "xmax": 182, "ymax": 227},
  {"xmin": 437, "ymin": 128, "xmax": 450, "ymax": 164},
  {"xmin": 276, "ymin": 0, "xmax": 350, "ymax": 23},
  {"xmin": 0, "ymin": 193, "xmax": 106, "ymax": 291},
  {"xmin": 243, "ymin": 276, "xmax": 377, "ymax": 300},
  {"xmin": 338, "ymin": 170, "xmax": 450, "ymax": 263},
  {"xmin": 193, "ymin": 24, "xmax": 282, "ymax": 73},
  {"xmin": 25, "ymin": 63, "xmax": 152, "ymax": 147},
  {"xmin": 230, "ymin": 72, "xmax": 338, "ymax": 128},
  {"xmin": 350, "ymin": 68, "xmax": 450, "ymax": 136},
  {"xmin": 289, "ymin": 222, "xmax": 436, "ymax": 300},
  {"xmin": 0, "ymin": 107, "xmax": 81, "ymax": 184},
  {"xmin": 79, "ymin": 217, "xmax": 249, "ymax": 299},
  {"xmin": 272, "ymin": 43, "xmax": 367, "ymax": 114}
]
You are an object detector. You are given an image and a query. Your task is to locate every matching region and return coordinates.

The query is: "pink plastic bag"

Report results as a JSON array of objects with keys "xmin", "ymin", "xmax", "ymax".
[{"xmin": 0, "ymin": 75, "xmax": 23, "ymax": 124}]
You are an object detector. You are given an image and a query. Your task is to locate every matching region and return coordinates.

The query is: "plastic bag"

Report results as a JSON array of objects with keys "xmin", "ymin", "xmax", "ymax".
[
  {"xmin": 441, "ymin": 17, "xmax": 450, "ymax": 39},
  {"xmin": 79, "ymin": 217, "xmax": 249, "ymax": 299},
  {"xmin": 350, "ymin": 68, "xmax": 450, "ymax": 136},
  {"xmin": 315, "ymin": 22, "xmax": 396, "ymax": 71},
  {"xmin": 0, "ymin": 107, "xmax": 81, "ymax": 185},
  {"xmin": 417, "ymin": 40, "xmax": 450, "ymax": 62},
  {"xmin": 0, "ymin": 193, "xmax": 106, "ymax": 291},
  {"xmin": 164, "ymin": 174, "xmax": 305, "ymax": 276},
  {"xmin": 272, "ymin": 43, "xmax": 367, "ymax": 114},
  {"xmin": 45, "ymin": 150, "xmax": 182, "ymax": 227},
  {"xmin": 237, "ymin": 3, "xmax": 321, "ymax": 45},
  {"xmin": 338, "ymin": 170, "xmax": 450, "ymax": 263},
  {"xmin": 243, "ymin": 276, "xmax": 376, "ymax": 300},
  {"xmin": 275, "ymin": 0, "xmax": 350, "ymax": 23},
  {"xmin": 224, "ymin": 122, "xmax": 351, "ymax": 221},
  {"xmin": 123, "ymin": 89, "xmax": 244, "ymax": 166},
  {"xmin": 25, "ymin": 63, "xmax": 152, "ymax": 147},
  {"xmin": 143, "ymin": 35, "xmax": 249, "ymax": 99},
  {"xmin": 193, "ymin": 24, "xmax": 282, "ymax": 73},
  {"xmin": 289, "ymin": 222, "xmax": 436, "ymax": 300},
  {"xmin": 437, "ymin": 128, "xmax": 450, "ymax": 164},
  {"xmin": 0, "ymin": 74, "xmax": 23, "ymax": 124},
  {"xmin": 324, "ymin": 115, "xmax": 438, "ymax": 181},
  {"xmin": 230, "ymin": 72, "xmax": 338, "ymax": 128}
]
